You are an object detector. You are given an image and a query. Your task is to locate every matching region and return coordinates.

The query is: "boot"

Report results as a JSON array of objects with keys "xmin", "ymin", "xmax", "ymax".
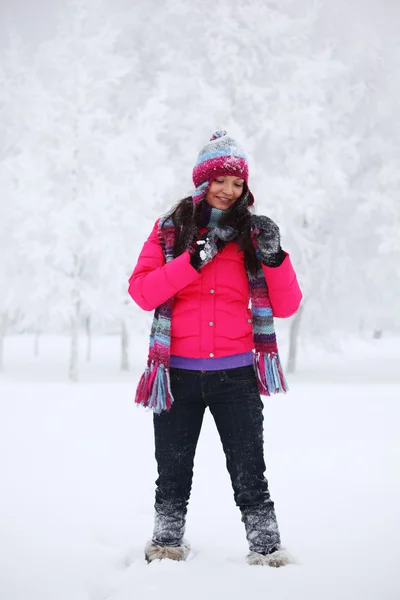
[
  {"xmin": 145, "ymin": 504, "xmax": 189, "ymax": 562},
  {"xmin": 145, "ymin": 540, "xmax": 190, "ymax": 563},
  {"xmin": 241, "ymin": 503, "xmax": 281, "ymax": 555},
  {"xmin": 247, "ymin": 547, "xmax": 292, "ymax": 567}
]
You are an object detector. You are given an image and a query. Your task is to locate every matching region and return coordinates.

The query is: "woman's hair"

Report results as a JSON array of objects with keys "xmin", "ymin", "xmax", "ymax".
[{"xmin": 161, "ymin": 184, "xmax": 258, "ymax": 274}]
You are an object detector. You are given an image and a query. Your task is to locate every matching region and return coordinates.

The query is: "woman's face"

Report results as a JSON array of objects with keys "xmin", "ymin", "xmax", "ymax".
[{"xmin": 205, "ymin": 176, "xmax": 244, "ymax": 210}]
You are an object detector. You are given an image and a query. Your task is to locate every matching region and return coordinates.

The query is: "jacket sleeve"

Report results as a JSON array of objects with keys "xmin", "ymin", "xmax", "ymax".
[
  {"xmin": 262, "ymin": 253, "xmax": 302, "ymax": 318},
  {"xmin": 128, "ymin": 219, "xmax": 201, "ymax": 311}
]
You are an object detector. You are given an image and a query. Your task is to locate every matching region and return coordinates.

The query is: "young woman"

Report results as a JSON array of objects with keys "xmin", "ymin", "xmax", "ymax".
[{"xmin": 128, "ymin": 130, "xmax": 302, "ymax": 567}]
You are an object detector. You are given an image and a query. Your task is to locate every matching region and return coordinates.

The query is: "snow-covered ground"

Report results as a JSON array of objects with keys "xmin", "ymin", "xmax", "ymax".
[{"xmin": 0, "ymin": 335, "xmax": 399, "ymax": 600}]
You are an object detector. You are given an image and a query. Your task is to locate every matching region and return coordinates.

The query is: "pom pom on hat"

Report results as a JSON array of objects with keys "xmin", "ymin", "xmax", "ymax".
[
  {"xmin": 210, "ymin": 129, "xmax": 228, "ymax": 141},
  {"xmin": 192, "ymin": 130, "xmax": 254, "ymax": 205}
]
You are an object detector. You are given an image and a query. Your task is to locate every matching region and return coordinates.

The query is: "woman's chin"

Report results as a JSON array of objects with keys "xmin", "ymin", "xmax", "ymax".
[{"xmin": 213, "ymin": 201, "xmax": 233, "ymax": 210}]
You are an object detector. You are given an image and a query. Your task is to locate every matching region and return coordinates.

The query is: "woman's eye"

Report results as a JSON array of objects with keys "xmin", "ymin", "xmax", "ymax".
[
  {"xmin": 235, "ymin": 182, "xmax": 244, "ymax": 187},
  {"xmin": 214, "ymin": 179, "xmax": 224, "ymax": 183}
]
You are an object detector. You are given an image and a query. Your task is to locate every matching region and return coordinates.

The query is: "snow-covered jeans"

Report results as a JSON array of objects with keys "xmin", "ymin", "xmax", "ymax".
[{"xmin": 152, "ymin": 365, "xmax": 281, "ymax": 554}]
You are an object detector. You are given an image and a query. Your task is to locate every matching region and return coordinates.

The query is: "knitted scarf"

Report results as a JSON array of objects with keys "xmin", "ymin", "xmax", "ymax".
[{"xmin": 135, "ymin": 219, "xmax": 288, "ymax": 413}]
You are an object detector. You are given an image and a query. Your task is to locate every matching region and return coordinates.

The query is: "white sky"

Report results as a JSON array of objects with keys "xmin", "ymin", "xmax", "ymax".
[{"xmin": 0, "ymin": 0, "xmax": 399, "ymax": 53}]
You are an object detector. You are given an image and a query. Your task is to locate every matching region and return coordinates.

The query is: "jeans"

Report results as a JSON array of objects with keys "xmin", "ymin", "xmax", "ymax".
[{"xmin": 152, "ymin": 365, "xmax": 281, "ymax": 554}]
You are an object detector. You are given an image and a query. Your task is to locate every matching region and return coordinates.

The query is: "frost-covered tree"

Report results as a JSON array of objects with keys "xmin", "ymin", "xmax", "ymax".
[
  {"xmin": 29, "ymin": 0, "xmax": 174, "ymax": 378},
  {"xmin": 0, "ymin": 32, "xmax": 41, "ymax": 369},
  {"xmin": 335, "ymin": 30, "xmax": 400, "ymax": 337},
  {"xmin": 28, "ymin": 0, "xmax": 137, "ymax": 379}
]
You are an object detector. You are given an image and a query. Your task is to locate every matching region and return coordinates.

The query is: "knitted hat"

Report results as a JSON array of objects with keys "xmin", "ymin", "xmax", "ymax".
[{"xmin": 192, "ymin": 129, "xmax": 254, "ymax": 206}]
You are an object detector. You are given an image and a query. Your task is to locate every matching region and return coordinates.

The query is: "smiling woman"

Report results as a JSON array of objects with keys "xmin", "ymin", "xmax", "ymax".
[
  {"xmin": 127, "ymin": 129, "xmax": 302, "ymax": 567},
  {"xmin": 205, "ymin": 176, "xmax": 244, "ymax": 210}
]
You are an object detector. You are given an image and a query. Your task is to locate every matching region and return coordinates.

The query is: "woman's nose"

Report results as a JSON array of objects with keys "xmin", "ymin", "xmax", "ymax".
[{"xmin": 222, "ymin": 183, "xmax": 234, "ymax": 196}]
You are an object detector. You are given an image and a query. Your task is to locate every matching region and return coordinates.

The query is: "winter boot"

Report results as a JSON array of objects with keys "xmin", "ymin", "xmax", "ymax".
[
  {"xmin": 145, "ymin": 540, "xmax": 190, "ymax": 563},
  {"xmin": 241, "ymin": 503, "xmax": 281, "ymax": 555},
  {"xmin": 247, "ymin": 547, "xmax": 292, "ymax": 567},
  {"xmin": 146, "ymin": 504, "xmax": 189, "ymax": 562}
]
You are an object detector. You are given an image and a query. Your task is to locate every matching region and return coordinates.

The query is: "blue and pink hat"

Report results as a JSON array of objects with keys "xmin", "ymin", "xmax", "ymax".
[{"xmin": 192, "ymin": 129, "xmax": 254, "ymax": 205}]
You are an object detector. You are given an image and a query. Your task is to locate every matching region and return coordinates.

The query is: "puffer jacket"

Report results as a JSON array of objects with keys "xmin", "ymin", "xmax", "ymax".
[{"xmin": 128, "ymin": 220, "xmax": 302, "ymax": 358}]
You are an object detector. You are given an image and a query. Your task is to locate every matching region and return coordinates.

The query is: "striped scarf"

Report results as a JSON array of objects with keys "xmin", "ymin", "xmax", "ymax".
[{"xmin": 135, "ymin": 218, "xmax": 288, "ymax": 413}]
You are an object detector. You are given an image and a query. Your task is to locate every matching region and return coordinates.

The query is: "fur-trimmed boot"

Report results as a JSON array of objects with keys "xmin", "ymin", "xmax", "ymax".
[
  {"xmin": 145, "ymin": 540, "xmax": 191, "ymax": 563},
  {"xmin": 247, "ymin": 547, "xmax": 292, "ymax": 567},
  {"xmin": 241, "ymin": 503, "xmax": 292, "ymax": 567},
  {"xmin": 145, "ymin": 505, "xmax": 190, "ymax": 563}
]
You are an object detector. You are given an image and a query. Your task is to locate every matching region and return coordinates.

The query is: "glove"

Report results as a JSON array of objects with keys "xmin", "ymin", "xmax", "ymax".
[
  {"xmin": 189, "ymin": 231, "xmax": 218, "ymax": 271},
  {"xmin": 251, "ymin": 215, "xmax": 286, "ymax": 267}
]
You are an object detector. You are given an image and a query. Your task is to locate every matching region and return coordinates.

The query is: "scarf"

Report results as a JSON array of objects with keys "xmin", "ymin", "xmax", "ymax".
[{"xmin": 135, "ymin": 217, "xmax": 288, "ymax": 413}]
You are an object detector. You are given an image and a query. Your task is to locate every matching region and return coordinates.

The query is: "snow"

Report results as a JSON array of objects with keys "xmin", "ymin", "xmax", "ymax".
[{"xmin": 0, "ymin": 336, "xmax": 399, "ymax": 600}]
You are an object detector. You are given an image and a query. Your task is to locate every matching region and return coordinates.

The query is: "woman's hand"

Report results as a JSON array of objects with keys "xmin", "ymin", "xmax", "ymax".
[
  {"xmin": 189, "ymin": 231, "xmax": 219, "ymax": 271},
  {"xmin": 251, "ymin": 215, "xmax": 286, "ymax": 267},
  {"xmin": 189, "ymin": 225, "xmax": 237, "ymax": 271}
]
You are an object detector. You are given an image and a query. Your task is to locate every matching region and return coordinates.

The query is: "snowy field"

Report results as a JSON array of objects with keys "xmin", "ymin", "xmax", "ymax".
[{"xmin": 0, "ymin": 335, "xmax": 399, "ymax": 600}]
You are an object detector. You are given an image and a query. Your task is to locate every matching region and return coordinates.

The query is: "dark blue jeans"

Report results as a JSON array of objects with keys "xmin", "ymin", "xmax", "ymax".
[{"xmin": 152, "ymin": 365, "xmax": 281, "ymax": 554}]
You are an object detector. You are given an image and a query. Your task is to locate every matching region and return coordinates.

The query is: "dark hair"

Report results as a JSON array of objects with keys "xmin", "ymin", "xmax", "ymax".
[{"xmin": 161, "ymin": 184, "xmax": 258, "ymax": 274}]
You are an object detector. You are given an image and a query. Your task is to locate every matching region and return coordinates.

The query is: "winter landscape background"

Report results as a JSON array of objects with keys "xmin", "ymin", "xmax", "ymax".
[{"xmin": 0, "ymin": 1, "xmax": 399, "ymax": 599}]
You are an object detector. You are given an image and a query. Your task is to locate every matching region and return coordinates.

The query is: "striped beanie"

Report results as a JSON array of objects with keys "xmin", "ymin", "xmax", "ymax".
[{"xmin": 192, "ymin": 129, "xmax": 254, "ymax": 205}]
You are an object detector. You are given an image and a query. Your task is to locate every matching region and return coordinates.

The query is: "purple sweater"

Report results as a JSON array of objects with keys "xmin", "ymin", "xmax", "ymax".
[{"xmin": 169, "ymin": 351, "xmax": 254, "ymax": 371}]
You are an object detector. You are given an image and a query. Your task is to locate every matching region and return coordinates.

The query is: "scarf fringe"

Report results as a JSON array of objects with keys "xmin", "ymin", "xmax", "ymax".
[
  {"xmin": 135, "ymin": 362, "xmax": 173, "ymax": 414},
  {"xmin": 254, "ymin": 352, "xmax": 288, "ymax": 396}
]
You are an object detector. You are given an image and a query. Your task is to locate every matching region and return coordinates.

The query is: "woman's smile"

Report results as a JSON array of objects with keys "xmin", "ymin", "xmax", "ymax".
[{"xmin": 206, "ymin": 176, "xmax": 244, "ymax": 210}]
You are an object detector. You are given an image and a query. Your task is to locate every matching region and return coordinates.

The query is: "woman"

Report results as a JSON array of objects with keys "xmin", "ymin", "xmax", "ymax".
[{"xmin": 128, "ymin": 130, "xmax": 302, "ymax": 567}]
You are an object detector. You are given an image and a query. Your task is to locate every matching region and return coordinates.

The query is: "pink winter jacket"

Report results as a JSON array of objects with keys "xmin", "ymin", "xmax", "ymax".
[{"xmin": 128, "ymin": 220, "xmax": 302, "ymax": 359}]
